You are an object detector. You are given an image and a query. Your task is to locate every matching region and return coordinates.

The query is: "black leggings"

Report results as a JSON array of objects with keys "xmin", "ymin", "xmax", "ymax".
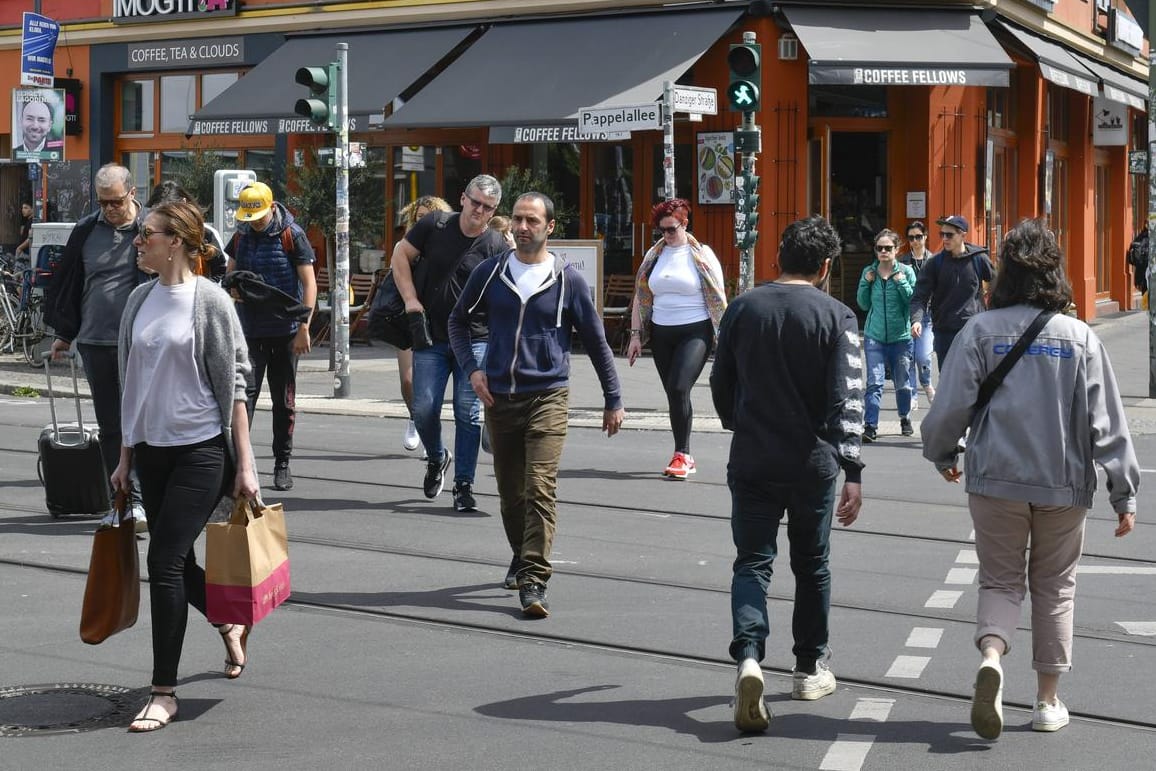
[
  {"xmin": 649, "ymin": 319, "xmax": 714, "ymax": 454},
  {"xmin": 135, "ymin": 435, "xmax": 231, "ymax": 687}
]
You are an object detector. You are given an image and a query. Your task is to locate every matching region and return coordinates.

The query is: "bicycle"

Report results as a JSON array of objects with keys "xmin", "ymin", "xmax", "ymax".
[{"xmin": 0, "ymin": 266, "xmax": 50, "ymax": 367}]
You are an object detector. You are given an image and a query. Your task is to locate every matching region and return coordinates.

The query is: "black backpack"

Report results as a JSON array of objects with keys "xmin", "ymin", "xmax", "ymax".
[{"xmin": 1128, "ymin": 230, "xmax": 1149, "ymax": 293}]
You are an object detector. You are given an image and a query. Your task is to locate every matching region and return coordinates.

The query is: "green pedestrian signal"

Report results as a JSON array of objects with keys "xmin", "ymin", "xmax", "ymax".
[
  {"xmin": 727, "ymin": 38, "xmax": 762, "ymax": 113},
  {"xmin": 295, "ymin": 64, "xmax": 337, "ymax": 130}
]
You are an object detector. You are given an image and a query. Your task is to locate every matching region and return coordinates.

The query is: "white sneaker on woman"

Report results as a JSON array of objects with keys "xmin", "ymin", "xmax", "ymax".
[
  {"xmin": 403, "ymin": 420, "xmax": 421, "ymax": 452},
  {"xmin": 1031, "ymin": 698, "xmax": 1069, "ymax": 732}
]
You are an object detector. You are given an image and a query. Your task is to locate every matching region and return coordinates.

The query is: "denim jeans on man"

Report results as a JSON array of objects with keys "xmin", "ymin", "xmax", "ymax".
[
  {"xmin": 908, "ymin": 312, "xmax": 934, "ymax": 391},
  {"xmin": 932, "ymin": 327, "xmax": 960, "ymax": 372},
  {"xmin": 729, "ymin": 473, "xmax": 836, "ymax": 671},
  {"xmin": 864, "ymin": 336, "xmax": 913, "ymax": 427},
  {"xmin": 412, "ymin": 340, "xmax": 487, "ymax": 485}
]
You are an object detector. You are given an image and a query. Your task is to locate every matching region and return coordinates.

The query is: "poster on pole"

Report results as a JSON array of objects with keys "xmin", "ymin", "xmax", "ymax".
[
  {"xmin": 697, "ymin": 131, "xmax": 734, "ymax": 205},
  {"xmin": 21, "ymin": 13, "xmax": 59, "ymax": 88},
  {"xmin": 12, "ymin": 88, "xmax": 66, "ymax": 162}
]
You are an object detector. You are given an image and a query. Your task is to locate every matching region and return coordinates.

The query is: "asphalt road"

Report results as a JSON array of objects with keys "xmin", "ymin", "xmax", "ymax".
[{"xmin": 2, "ymin": 332, "xmax": 1155, "ymax": 770}]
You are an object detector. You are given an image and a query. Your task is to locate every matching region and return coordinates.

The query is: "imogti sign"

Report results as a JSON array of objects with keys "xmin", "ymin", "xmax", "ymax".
[{"xmin": 114, "ymin": 0, "xmax": 235, "ymax": 21}]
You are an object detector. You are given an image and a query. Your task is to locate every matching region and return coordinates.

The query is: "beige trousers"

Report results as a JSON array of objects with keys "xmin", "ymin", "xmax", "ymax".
[{"xmin": 969, "ymin": 493, "xmax": 1086, "ymax": 673}]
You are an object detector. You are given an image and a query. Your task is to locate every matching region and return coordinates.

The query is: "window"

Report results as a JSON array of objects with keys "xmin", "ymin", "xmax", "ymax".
[
  {"xmin": 986, "ymin": 85, "xmax": 1015, "ymax": 130},
  {"xmin": 810, "ymin": 86, "xmax": 887, "ymax": 119},
  {"xmin": 1046, "ymin": 85, "xmax": 1070, "ymax": 143},
  {"xmin": 202, "ymin": 73, "xmax": 238, "ymax": 106},
  {"xmin": 122, "ymin": 80, "xmax": 155, "ymax": 133}
]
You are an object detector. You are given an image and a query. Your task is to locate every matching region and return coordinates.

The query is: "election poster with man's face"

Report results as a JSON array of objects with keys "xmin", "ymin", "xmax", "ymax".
[{"xmin": 12, "ymin": 87, "xmax": 65, "ymax": 162}]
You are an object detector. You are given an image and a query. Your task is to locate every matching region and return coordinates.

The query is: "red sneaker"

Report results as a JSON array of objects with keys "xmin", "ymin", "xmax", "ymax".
[{"xmin": 663, "ymin": 452, "xmax": 696, "ymax": 480}]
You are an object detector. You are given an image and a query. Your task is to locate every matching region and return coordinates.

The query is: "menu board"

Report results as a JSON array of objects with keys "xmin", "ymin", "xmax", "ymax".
[{"xmin": 696, "ymin": 131, "xmax": 735, "ymax": 205}]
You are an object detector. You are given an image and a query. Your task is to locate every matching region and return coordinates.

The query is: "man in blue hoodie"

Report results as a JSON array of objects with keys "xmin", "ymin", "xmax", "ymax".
[
  {"xmin": 227, "ymin": 181, "xmax": 317, "ymax": 491},
  {"xmin": 448, "ymin": 192, "xmax": 625, "ymax": 618}
]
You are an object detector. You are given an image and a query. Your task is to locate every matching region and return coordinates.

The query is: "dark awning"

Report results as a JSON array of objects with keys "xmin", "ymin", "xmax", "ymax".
[
  {"xmin": 781, "ymin": 6, "xmax": 1013, "ymax": 87},
  {"xmin": 992, "ymin": 21, "xmax": 1098, "ymax": 97},
  {"xmin": 1078, "ymin": 57, "xmax": 1147, "ymax": 110},
  {"xmin": 187, "ymin": 26, "xmax": 476, "ymax": 136},
  {"xmin": 384, "ymin": 8, "xmax": 741, "ymax": 128}
]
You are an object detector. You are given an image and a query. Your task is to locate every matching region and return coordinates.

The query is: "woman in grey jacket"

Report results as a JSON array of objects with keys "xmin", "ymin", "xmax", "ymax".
[
  {"xmin": 111, "ymin": 201, "xmax": 258, "ymax": 732},
  {"xmin": 921, "ymin": 219, "xmax": 1139, "ymax": 741}
]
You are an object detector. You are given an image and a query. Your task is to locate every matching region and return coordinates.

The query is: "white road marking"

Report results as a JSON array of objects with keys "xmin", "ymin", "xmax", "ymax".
[
  {"xmin": 905, "ymin": 627, "xmax": 944, "ymax": 649},
  {"xmin": 968, "ymin": 529, "xmax": 975, "ymax": 541},
  {"xmin": 1076, "ymin": 566, "xmax": 1156, "ymax": 575},
  {"xmin": 850, "ymin": 698, "xmax": 895, "ymax": 722},
  {"xmin": 955, "ymin": 549, "xmax": 978, "ymax": 565},
  {"xmin": 819, "ymin": 734, "xmax": 876, "ymax": 771},
  {"xmin": 1117, "ymin": 622, "xmax": 1156, "ymax": 635},
  {"xmin": 925, "ymin": 590, "xmax": 964, "ymax": 608},
  {"xmin": 885, "ymin": 655, "xmax": 931, "ymax": 679},
  {"xmin": 944, "ymin": 567, "xmax": 977, "ymax": 584}
]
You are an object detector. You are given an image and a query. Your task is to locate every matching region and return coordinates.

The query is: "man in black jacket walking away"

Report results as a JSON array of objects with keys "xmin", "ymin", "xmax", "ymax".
[
  {"xmin": 908, "ymin": 215, "xmax": 995, "ymax": 369},
  {"xmin": 710, "ymin": 215, "xmax": 864, "ymax": 733}
]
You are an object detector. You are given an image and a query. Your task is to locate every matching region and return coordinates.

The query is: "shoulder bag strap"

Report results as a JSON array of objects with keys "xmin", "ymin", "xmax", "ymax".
[{"xmin": 973, "ymin": 309, "xmax": 1055, "ymax": 415}]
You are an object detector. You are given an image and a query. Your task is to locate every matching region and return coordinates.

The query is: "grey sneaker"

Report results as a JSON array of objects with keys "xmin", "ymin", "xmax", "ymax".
[
  {"xmin": 733, "ymin": 658, "xmax": 770, "ymax": 732},
  {"xmin": 503, "ymin": 556, "xmax": 523, "ymax": 590},
  {"xmin": 900, "ymin": 417, "xmax": 914, "ymax": 436},
  {"xmin": 273, "ymin": 461, "xmax": 293, "ymax": 491},
  {"xmin": 1031, "ymin": 698, "xmax": 1069, "ymax": 732},
  {"xmin": 519, "ymin": 582, "xmax": 549, "ymax": 617},
  {"xmin": 792, "ymin": 660, "xmax": 836, "ymax": 700},
  {"xmin": 971, "ymin": 659, "xmax": 1004, "ymax": 740},
  {"xmin": 423, "ymin": 449, "xmax": 452, "ymax": 499},
  {"xmin": 862, "ymin": 425, "xmax": 877, "ymax": 443},
  {"xmin": 452, "ymin": 482, "xmax": 476, "ymax": 512}
]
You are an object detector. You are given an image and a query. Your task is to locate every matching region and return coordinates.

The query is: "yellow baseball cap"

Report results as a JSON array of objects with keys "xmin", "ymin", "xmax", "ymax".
[{"xmin": 236, "ymin": 181, "xmax": 273, "ymax": 222}]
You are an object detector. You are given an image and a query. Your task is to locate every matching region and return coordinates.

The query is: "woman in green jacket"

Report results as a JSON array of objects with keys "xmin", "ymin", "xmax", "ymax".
[{"xmin": 857, "ymin": 228, "xmax": 916, "ymax": 441}]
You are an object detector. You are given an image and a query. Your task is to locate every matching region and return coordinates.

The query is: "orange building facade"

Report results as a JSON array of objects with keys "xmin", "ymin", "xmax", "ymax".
[{"xmin": 0, "ymin": 0, "xmax": 1148, "ymax": 319}]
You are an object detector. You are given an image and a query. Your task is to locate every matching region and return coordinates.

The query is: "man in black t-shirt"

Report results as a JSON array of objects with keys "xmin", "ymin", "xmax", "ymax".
[
  {"xmin": 390, "ymin": 174, "xmax": 508, "ymax": 512},
  {"xmin": 710, "ymin": 215, "xmax": 864, "ymax": 733}
]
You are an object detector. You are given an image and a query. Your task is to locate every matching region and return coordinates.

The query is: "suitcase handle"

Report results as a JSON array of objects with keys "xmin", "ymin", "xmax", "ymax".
[{"xmin": 44, "ymin": 349, "xmax": 85, "ymax": 436}]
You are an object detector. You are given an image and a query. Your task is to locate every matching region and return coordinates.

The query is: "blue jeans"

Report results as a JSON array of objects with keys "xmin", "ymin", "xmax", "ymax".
[
  {"xmin": 729, "ymin": 473, "xmax": 836, "ymax": 670},
  {"xmin": 908, "ymin": 313, "xmax": 934, "ymax": 390},
  {"xmin": 864, "ymin": 337, "xmax": 913, "ymax": 427},
  {"xmin": 412, "ymin": 340, "xmax": 487, "ymax": 485}
]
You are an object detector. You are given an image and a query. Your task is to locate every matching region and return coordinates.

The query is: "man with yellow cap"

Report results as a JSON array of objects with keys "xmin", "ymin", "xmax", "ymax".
[{"xmin": 227, "ymin": 181, "xmax": 317, "ymax": 491}]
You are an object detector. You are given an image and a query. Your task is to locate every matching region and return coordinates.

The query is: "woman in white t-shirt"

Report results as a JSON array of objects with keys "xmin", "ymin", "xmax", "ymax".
[
  {"xmin": 626, "ymin": 198, "xmax": 727, "ymax": 479},
  {"xmin": 111, "ymin": 200, "xmax": 258, "ymax": 732}
]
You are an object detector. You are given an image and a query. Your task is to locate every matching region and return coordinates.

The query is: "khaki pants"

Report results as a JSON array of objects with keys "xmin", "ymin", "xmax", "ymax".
[
  {"xmin": 969, "ymin": 493, "xmax": 1086, "ymax": 673},
  {"xmin": 488, "ymin": 388, "xmax": 569, "ymax": 586}
]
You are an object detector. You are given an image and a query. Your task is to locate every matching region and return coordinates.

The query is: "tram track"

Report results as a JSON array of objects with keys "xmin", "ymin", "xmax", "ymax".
[{"xmin": 2, "ymin": 554, "xmax": 1155, "ymax": 735}]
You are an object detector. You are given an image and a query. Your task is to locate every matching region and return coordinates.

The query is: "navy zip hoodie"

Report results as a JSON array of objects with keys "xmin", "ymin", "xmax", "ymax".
[{"xmin": 448, "ymin": 250, "xmax": 623, "ymax": 410}]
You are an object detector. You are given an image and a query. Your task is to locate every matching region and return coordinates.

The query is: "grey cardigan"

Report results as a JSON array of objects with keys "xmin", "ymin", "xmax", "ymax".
[
  {"xmin": 118, "ymin": 276, "xmax": 251, "ymax": 463},
  {"xmin": 921, "ymin": 305, "xmax": 1139, "ymax": 514}
]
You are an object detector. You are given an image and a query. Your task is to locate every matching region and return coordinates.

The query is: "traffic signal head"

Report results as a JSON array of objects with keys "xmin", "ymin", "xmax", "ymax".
[
  {"xmin": 294, "ymin": 64, "xmax": 337, "ymax": 130},
  {"xmin": 727, "ymin": 37, "xmax": 762, "ymax": 112}
]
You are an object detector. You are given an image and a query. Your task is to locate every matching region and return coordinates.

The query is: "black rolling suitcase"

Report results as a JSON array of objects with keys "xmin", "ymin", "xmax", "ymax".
[{"xmin": 37, "ymin": 353, "xmax": 112, "ymax": 519}]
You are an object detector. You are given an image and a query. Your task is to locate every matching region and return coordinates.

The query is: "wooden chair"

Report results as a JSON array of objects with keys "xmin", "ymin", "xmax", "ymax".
[
  {"xmin": 602, "ymin": 273, "xmax": 635, "ymax": 354},
  {"xmin": 313, "ymin": 269, "xmax": 377, "ymax": 344}
]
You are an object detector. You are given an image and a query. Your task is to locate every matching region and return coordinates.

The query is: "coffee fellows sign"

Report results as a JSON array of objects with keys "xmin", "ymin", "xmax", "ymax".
[{"xmin": 113, "ymin": 0, "xmax": 238, "ymax": 24}]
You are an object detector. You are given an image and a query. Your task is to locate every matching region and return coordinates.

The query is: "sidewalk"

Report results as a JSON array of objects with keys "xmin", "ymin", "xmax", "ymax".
[{"xmin": 4, "ymin": 308, "xmax": 1156, "ymax": 434}]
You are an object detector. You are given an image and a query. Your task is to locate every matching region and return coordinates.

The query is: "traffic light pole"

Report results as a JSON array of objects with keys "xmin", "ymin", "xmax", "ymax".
[
  {"xmin": 737, "ymin": 111, "xmax": 758, "ymax": 295},
  {"xmin": 662, "ymin": 80, "xmax": 676, "ymax": 201},
  {"xmin": 333, "ymin": 42, "xmax": 351, "ymax": 398}
]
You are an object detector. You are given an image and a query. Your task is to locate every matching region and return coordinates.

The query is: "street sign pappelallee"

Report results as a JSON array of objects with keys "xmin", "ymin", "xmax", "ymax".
[
  {"xmin": 672, "ymin": 86, "xmax": 718, "ymax": 116},
  {"xmin": 578, "ymin": 103, "xmax": 661, "ymax": 134}
]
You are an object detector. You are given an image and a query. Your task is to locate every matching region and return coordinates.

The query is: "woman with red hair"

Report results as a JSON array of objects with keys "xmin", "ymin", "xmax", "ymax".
[{"xmin": 626, "ymin": 198, "xmax": 726, "ymax": 479}]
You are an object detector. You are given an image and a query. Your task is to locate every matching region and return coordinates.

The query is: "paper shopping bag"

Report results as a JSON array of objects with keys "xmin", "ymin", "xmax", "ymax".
[
  {"xmin": 79, "ymin": 491, "xmax": 140, "ymax": 644},
  {"xmin": 205, "ymin": 497, "xmax": 291, "ymax": 626}
]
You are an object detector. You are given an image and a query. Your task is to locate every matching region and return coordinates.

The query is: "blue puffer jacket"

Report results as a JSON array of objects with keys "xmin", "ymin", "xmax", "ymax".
[{"xmin": 231, "ymin": 203, "xmax": 312, "ymax": 337}]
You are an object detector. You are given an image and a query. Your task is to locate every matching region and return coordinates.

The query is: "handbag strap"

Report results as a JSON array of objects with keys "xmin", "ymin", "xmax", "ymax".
[{"xmin": 973, "ymin": 309, "xmax": 1056, "ymax": 414}]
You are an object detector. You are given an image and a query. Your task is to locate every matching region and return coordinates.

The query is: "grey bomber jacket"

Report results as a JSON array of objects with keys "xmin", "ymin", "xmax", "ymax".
[{"xmin": 921, "ymin": 305, "xmax": 1139, "ymax": 514}]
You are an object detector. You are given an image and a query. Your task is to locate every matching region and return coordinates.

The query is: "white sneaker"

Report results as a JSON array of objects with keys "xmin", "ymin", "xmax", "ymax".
[
  {"xmin": 1031, "ymin": 698, "xmax": 1069, "ymax": 732},
  {"xmin": 924, "ymin": 384, "xmax": 936, "ymax": 402},
  {"xmin": 792, "ymin": 660, "xmax": 837, "ymax": 700},
  {"xmin": 733, "ymin": 658, "xmax": 769, "ymax": 732},
  {"xmin": 131, "ymin": 503, "xmax": 148, "ymax": 534},
  {"xmin": 971, "ymin": 659, "xmax": 1004, "ymax": 740},
  {"xmin": 403, "ymin": 420, "xmax": 421, "ymax": 452}
]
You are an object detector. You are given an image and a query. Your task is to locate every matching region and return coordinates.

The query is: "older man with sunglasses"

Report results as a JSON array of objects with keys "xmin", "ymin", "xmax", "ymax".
[
  {"xmin": 908, "ymin": 215, "xmax": 995, "ymax": 370},
  {"xmin": 44, "ymin": 163, "xmax": 151, "ymax": 528},
  {"xmin": 391, "ymin": 174, "xmax": 509, "ymax": 512}
]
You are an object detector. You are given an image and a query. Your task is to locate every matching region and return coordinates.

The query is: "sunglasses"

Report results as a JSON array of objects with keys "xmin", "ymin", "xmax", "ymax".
[
  {"xmin": 464, "ymin": 193, "xmax": 497, "ymax": 214},
  {"xmin": 659, "ymin": 225, "xmax": 681, "ymax": 235},
  {"xmin": 98, "ymin": 191, "xmax": 133, "ymax": 209},
  {"xmin": 939, "ymin": 231, "xmax": 960, "ymax": 239},
  {"xmin": 874, "ymin": 244, "xmax": 896, "ymax": 253},
  {"xmin": 138, "ymin": 225, "xmax": 171, "ymax": 240},
  {"xmin": 907, "ymin": 233, "xmax": 925, "ymax": 240}
]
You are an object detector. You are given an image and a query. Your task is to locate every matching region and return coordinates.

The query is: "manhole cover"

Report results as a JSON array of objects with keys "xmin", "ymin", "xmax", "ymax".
[{"xmin": 0, "ymin": 684, "xmax": 142, "ymax": 736}]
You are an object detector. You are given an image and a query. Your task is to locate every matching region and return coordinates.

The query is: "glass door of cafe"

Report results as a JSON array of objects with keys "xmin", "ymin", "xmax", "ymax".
[{"xmin": 809, "ymin": 129, "xmax": 888, "ymax": 321}]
